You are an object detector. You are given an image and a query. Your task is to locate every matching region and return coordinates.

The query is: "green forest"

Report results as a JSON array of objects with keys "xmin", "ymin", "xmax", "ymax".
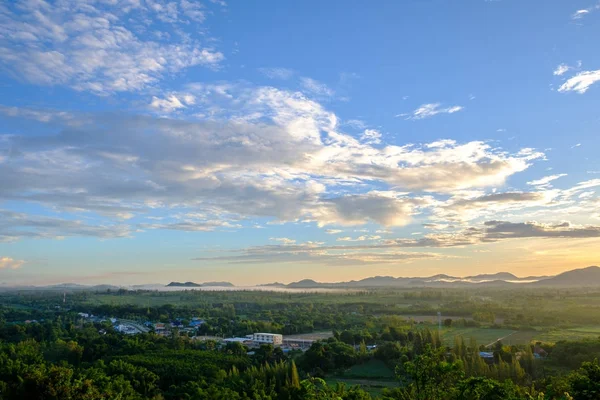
[{"xmin": 2, "ymin": 287, "xmax": 600, "ymax": 399}]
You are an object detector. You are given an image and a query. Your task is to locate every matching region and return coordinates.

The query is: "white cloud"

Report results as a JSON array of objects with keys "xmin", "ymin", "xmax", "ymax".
[
  {"xmin": 0, "ymin": 1, "xmax": 224, "ymax": 94},
  {"xmin": 527, "ymin": 174, "xmax": 567, "ymax": 187},
  {"xmin": 432, "ymin": 191, "xmax": 562, "ymax": 223},
  {"xmin": 558, "ymin": 70, "xmax": 600, "ymax": 94},
  {"xmin": 192, "ymin": 218, "xmax": 600, "ymax": 266},
  {"xmin": 0, "ymin": 84, "xmax": 546, "ymax": 238},
  {"xmin": 192, "ymin": 240, "xmax": 445, "ymax": 265},
  {"xmin": 399, "ymin": 103, "xmax": 464, "ymax": 120},
  {"xmin": 553, "ymin": 64, "xmax": 572, "ymax": 76},
  {"xmin": 0, "ymin": 105, "xmax": 75, "ymax": 124},
  {"xmin": 312, "ymin": 192, "xmax": 427, "ymax": 227},
  {"xmin": 572, "ymin": 143, "xmax": 582, "ymax": 148},
  {"xmin": 151, "ymin": 95, "xmax": 183, "ymax": 112},
  {"xmin": 270, "ymin": 237, "xmax": 297, "ymax": 244},
  {"xmin": 0, "ymin": 257, "xmax": 25, "ymax": 270},
  {"xmin": 150, "ymin": 94, "xmax": 196, "ymax": 113},
  {"xmin": 300, "ymin": 77, "xmax": 335, "ymax": 97},
  {"xmin": 573, "ymin": 9, "xmax": 590, "ymax": 19},
  {"xmin": 0, "ymin": 210, "xmax": 131, "ymax": 242},
  {"xmin": 325, "ymin": 229, "xmax": 343, "ymax": 235},
  {"xmin": 336, "ymin": 235, "xmax": 381, "ymax": 242},
  {"xmin": 572, "ymin": 3, "xmax": 600, "ymax": 20},
  {"xmin": 344, "ymin": 119, "xmax": 367, "ymax": 130},
  {"xmin": 180, "ymin": 0, "xmax": 207, "ymax": 22},
  {"xmin": 258, "ymin": 67, "xmax": 295, "ymax": 80},
  {"xmin": 361, "ymin": 129, "xmax": 382, "ymax": 144}
]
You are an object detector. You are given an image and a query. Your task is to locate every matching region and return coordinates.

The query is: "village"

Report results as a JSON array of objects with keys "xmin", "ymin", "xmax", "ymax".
[{"xmin": 78, "ymin": 312, "xmax": 317, "ymax": 351}]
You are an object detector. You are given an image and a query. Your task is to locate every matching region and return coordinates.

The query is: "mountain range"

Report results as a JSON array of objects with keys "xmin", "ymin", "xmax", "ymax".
[
  {"xmin": 1, "ymin": 266, "xmax": 599, "ymax": 291},
  {"xmin": 263, "ymin": 266, "xmax": 600, "ymax": 288}
]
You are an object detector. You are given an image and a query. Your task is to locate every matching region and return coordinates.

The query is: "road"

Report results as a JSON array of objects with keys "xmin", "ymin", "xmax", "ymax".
[{"xmin": 485, "ymin": 331, "xmax": 517, "ymax": 348}]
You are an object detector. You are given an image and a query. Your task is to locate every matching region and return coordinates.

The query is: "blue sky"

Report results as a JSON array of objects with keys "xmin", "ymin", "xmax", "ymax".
[{"xmin": 1, "ymin": 0, "xmax": 599, "ymax": 285}]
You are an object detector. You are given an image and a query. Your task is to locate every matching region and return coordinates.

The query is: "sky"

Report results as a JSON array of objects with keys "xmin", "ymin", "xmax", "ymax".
[{"xmin": 1, "ymin": 0, "xmax": 600, "ymax": 286}]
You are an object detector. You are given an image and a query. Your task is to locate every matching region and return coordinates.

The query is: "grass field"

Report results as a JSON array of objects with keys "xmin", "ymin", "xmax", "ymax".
[
  {"xmin": 441, "ymin": 326, "xmax": 600, "ymax": 346},
  {"xmin": 532, "ymin": 326, "xmax": 600, "ymax": 343},
  {"xmin": 342, "ymin": 359, "xmax": 395, "ymax": 379},
  {"xmin": 503, "ymin": 330, "xmax": 539, "ymax": 345},
  {"xmin": 439, "ymin": 327, "xmax": 516, "ymax": 346},
  {"xmin": 327, "ymin": 360, "xmax": 397, "ymax": 397},
  {"xmin": 284, "ymin": 331, "xmax": 333, "ymax": 341}
]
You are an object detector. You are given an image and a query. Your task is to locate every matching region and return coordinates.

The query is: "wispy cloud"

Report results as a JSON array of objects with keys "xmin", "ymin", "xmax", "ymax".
[
  {"xmin": 150, "ymin": 94, "xmax": 196, "ymax": 113},
  {"xmin": 360, "ymin": 129, "xmax": 382, "ymax": 144},
  {"xmin": 553, "ymin": 64, "xmax": 572, "ymax": 76},
  {"xmin": 558, "ymin": 70, "xmax": 600, "ymax": 94},
  {"xmin": 0, "ymin": 1, "xmax": 224, "ymax": 94},
  {"xmin": 258, "ymin": 67, "xmax": 295, "ymax": 80},
  {"xmin": 571, "ymin": 2, "xmax": 600, "ymax": 20},
  {"xmin": 192, "ymin": 240, "xmax": 445, "ymax": 265},
  {"xmin": 192, "ymin": 219, "xmax": 600, "ymax": 266},
  {"xmin": 300, "ymin": 77, "xmax": 335, "ymax": 96},
  {"xmin": 398, "ymin": 103, "xmax": 464, "ymax": 120},
  {"xmin": 0, "ymin": 210, "xmax": 131, "ymax": 242},
  {"xmin": 528, "ymin": 174, "xmax": 567, "ymax": 187},
  {"xmin": 270, "ymin": 237, "xmax": 297, "ymax": 244},
  {"xmin": 337, "ymin": 235, "xmax": 381, "ymax": 242},
  {"xmin": 344, "ymin": 119, "xmax": 367, "ymax": 130},
  {"xmin": 0, "ymin": 257, "xmax": 25, "ymax": 270}
]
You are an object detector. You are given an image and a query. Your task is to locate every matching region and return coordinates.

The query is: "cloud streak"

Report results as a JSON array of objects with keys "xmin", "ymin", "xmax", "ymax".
[
  {"xmin": 399, "ymin": 103, "xmax": 464, "ymax": 120},
  {"xmin": 0, "ymin": 257, "xmax": 25, "ymax": 270},
  {"xmin": 192, "ymin": 219, "xmax": 600, "ymax": 265},
  {"xmin": 558, "ymin": 70, "xmax": 600, "ymax": 94},
  {"xmin": 0, "ymin": 210, "xmax": 131, "ymax": 242}
]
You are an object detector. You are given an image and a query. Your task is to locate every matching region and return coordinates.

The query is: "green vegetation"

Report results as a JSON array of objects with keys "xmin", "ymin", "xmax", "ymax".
[
  {"xmin": 440, "ymin": 327, "xmax": 517, "ymax": 347},
  {"xmin": 2, "ymin": 287, "xmax": 600, "ymax": 398}
]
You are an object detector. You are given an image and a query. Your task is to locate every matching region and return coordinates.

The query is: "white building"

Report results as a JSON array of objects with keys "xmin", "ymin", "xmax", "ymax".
[{"xmin": 253, "ymin": 333, "xmax": 283, "ymax": 346}]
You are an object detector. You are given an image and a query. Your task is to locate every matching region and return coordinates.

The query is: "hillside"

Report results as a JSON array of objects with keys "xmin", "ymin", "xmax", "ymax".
[
  {"xmin": 201, "ymin": 281, "xmax": 235, "ymax": 287},
  {"xmin": 279, "ymin": 267, "xmax": 600, "ymax": 288},
  {"xmin": 532, "ymin": 266, "xmax": 600, "ymax": 286},
  {"xmin": 166, "ymin": 281, "xmax": 202, "ymax": 287},
  {"xmin": 166, "ymin": 281, "xmax": 234, "ymax": 287}
]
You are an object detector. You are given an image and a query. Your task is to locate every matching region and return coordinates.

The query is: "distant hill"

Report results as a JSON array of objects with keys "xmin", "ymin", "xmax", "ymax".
[
  {"xmin": 258, "ymin": 282, "xmax": 287, "ymax": 287},
  {"xmin": 166, "ymin": 281, "xmax": 234, "ymax": 287},
  {"xmin": 531, "ymin": 266, "xmax": 600, "ymax": 286},
  {"xmin": 47, "ymin": 283, "xmax": 88, "ymax": 288},
  {"xmin": 275, "ymin": 267, "xmax": 600, "ymax": 288},
  {"xmin": 287, "ymin": 279, "xmax": 320, "ymax": 288},
  {"xmin": 89, "ymin": 284, "xmax": 122, "ymax": 291},
  {"xmin": 466, "ymin": 272, "xmax": 518, "ymax": 281},
  {"xmin": 202, "ymin": 281, "xmax": 234, "ymax": 287},
  {"xmin": 167, "ymin": 281, "xmax": 202, "ymax": 287}
]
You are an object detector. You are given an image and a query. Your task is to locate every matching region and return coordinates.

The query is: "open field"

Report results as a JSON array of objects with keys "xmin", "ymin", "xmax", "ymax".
[
  {"xmin": 502, "ymin": 330, "xmax": 539, "ymax": 345},
  {"xmin": 533, "ymin": 326, "xmax": 600, "ymax": 343},
  {"xmin": 325, "ymin": 377, "xmax": 398, "ymax": 397},
  {"xmin": 342, "ymin": 360, "xmax": 395, "ymax": 379},
  {"xmin": 284, "ymin": 331, "xmax": 333, "ymax": 341},
  {"xmin": 327, "ymin": 360, "xmax": 398, "ymax": 397},
  {"xmin": 440, "ymin": 327, "xmax": 516, "ymax": 346},
  {"xmin": 441, "ymin": 326, "xmax": 600, "ymax": 346}
]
